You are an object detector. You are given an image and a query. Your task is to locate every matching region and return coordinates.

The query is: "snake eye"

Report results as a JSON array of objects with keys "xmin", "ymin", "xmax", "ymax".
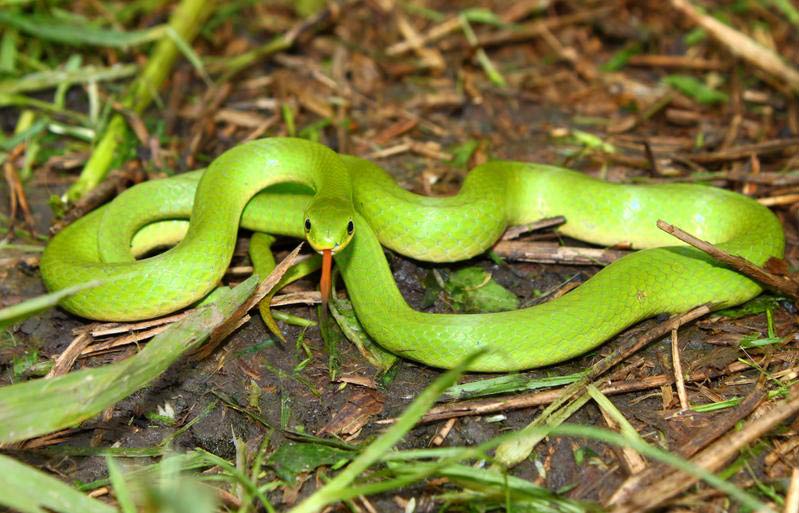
[
  {"xmin": 347, "ymin": 220, "xmax": 354, "ymax": 235},
  {"xmin": 304, "ymin": 218, "xmax": 311, "ymax": 232}
]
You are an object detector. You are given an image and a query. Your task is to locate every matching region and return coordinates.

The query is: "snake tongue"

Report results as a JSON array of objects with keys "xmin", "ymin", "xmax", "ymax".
[{"xmin": 320, "ymin": 249, "xmax": 332, "ymax": 311}]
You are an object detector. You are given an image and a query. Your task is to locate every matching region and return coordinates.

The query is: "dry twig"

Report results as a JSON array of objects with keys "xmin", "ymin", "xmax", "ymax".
[
  {"xmin": 493, "ymin": 241, "xmax": 630, "ymax": 266},
  {"xmin": 192, "ymin": 243, "xmax": 304, "ymax": 359},
  {"xmin": 786, "ymin": 468, "xmax": 799, "ymax": 513},
  {"xmin": 46, "ymin": 333, "xmax": 93, "ymax": 378},
  {"xmin": 379, "ymin": 357, "xmax": 763, "ymax": 426},
  {"xmin": 671, "ymin": 329, "xmax": 689, "ymax": 410},
  {"xmin": 657, "ymin": 220, "xmax": 799, "ymax": 299}
]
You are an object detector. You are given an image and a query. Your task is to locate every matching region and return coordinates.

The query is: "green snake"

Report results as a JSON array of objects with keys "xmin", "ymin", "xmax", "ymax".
[{"xmin": 40, "ymin": 138, "xmax": 785, "ymax": 371}]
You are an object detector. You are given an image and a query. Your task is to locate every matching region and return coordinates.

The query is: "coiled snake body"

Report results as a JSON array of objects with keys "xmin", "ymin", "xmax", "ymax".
[{"xmin": 41, "ymin": 138, "xmax": 785, "ymax": 371}]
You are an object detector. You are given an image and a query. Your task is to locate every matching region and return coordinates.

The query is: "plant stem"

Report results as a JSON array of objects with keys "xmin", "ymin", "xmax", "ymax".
[{"xmin": 66, "ymin": 0, "xmax": 215, "ymax": 201}]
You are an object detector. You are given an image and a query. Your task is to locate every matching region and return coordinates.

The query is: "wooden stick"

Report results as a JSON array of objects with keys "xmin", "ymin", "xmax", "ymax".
[
  {"xmin": 671, "ymin": 328, "xmax": 689, "ymax": 410},
  {"xmin": 758, "ymin": 193, "xmax": 799, "ymax": 207},
  {"xmin": 50, "ymin": 166, "xmax": 146, "ymax": 235},
  {"xmin": 47, "ymin": 332, "xmax": 93, "ymax": 377},
  {"xmin": 493, "ymin": 241, "xmax": 630, "ymax": 266},
  {"xmin": 785, "ymin": 468, "xmax": 799, "ymax": 513},
  {"xmin": 657, "ymin": 219, "xmax": 799, "ymax": 299}
]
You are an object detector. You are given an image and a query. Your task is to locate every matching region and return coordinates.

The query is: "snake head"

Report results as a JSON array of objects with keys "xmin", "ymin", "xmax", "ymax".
[
  {"xmin": 303, "ymin": 197, "xmax": 355, "ymax": 312},
  {"xmin": 303, "ymin": 197, "xmax": 355, "ymax": 255}
]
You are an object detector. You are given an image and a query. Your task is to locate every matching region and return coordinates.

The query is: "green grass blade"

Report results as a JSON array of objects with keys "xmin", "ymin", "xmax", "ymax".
[
  {"xmin": 288, "ymin": 351, "xmax": 483, "ymax": 513},
  {"xmin": 763, "ymin": 0, "xmax": 799, "ymax": 26},
  {"xmin": 106, "ymin": 457, "xmax": 137, "ymax": 513},
  {"xmin": 380, "ymin": 422, "xmax": 768, "ymax": 512},
  {"xmin": 196, "ymin": 449, "xmax": 276, "ymax": 512},
  {"xmin": 662, "ymin": 74, "xmax": 729, "ymax": 104},
  {"xmin": 586, "ymin": 385, "xmax": 644, "ymax": 443},
  {"xmin": 443, "ymin": 372, "xmax": 583, "ymax": 401},
  {"xmin": 0, "ymin": 280, "xmax": 101, "ymax": 330},
  {"xmin": 493, "ymin": 390, "xmax": 591, "ymax": 468},
  {"xmin": 0, "ymin": 241, "xmax": 44, "ymax": 252},
  {"xmin": 67, "ymin": 0, "xmax": 216, "ymax": 200},
  {"xmin": 0, "ymin": 26, "xmax": 18, "ymax": 73},
  {"xmin": 0, "ymin": 0, "xmax": 35, "ymax": 7},
  {"xmin": 0, "ymin": 11, "xmax": 162, "ymax": 48},
  {"xmin": 0, "ymin": 454, "xmax": 116, "ymax": 513},
  {"xmin": 164, "ymin": 26, "xmax": 210, "ymax": 85},
  {"xmin": 0, "ymin": 64, "xmax": 137, "ymax": 95},
  {"xmin": 78, "ymin": 451, "xmax": 210, "ymax": 492}
]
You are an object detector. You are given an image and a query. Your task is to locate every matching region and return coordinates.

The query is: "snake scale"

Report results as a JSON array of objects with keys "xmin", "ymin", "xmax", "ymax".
[{"xmin": 40, "ymin": 138, "xmax": 785, "ymax": 371}]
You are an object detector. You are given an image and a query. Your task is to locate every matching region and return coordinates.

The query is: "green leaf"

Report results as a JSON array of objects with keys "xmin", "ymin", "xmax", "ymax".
[
  {"xmin": 106, "ymin": 457, "xmax": 137, "ymax": 513},
  {"xmin": 298, "ymin": 117, "xmax": 332, "ymax": 142},
  {"xmin": 330, "ymin": 296, "xmax": 397, "ymax": 371},
  {"xmin": 294, "ymin": 0, "xmax": 327, "ymax": 17},
  {"xmin": 443, "ymin": 267, "xmax": 519, "ymax": 313},
  {"xmin": 0, "ymin": 11, "xmax": 162, "ymax": 48},
  {"xmin": 662, "ymin": 74, "xmax": 729, "ymax": 105},
  {"xmin": 715, "ymin": 295, "xmax": 783, "ymax": 318},
  {"xmin": 0, "ymin": 116, "xmax": 47, "ymax": 151},
  {"xmin": 571, "ymin": 129, "xmax": 616, "ymax": 153},
  {"xmin": 269, "ymin": 442, "xmax": 354, "ymax": 483},
  {"xmin": 0, "ymin": 64, "xmax": 137, "ymax": 95},
  {"xmin": 763, "ymin": 0, "xmax": 799, "ymax": 26},
  {"xmin": 11, "ymin": 349, "xmax": 52, "ymax": 382},
  {"xmin": 443, "ymin": 372, "xmax": 584, "ymax": 401},
  {"xmin": 288, "ymin": 353, "xmax": 480, "ymax": 513},
  {"xmin": 421, "ymin": 271, "xmax": 443, "ymax": 308},
  {"xmin": 691, "ymin": 397, "xmax": 742, "ymax": 412},
  {"xmin": 460, "ymin": 7, "xmax": 505, "ymax": 26},
  {"xmin": 738, "ymin": 335, "xmax": 784, "ymax": 349},
  {"xmin": 683, "ymin": 27, "xmax": 707, "ymax": 45},
  {"xmin": 390, "ymin": 462, "xmax": 592, "ymax": 510},
  {"xmin": 449, "ymin": 139, "xmax": 480, "ymax": 168},
  {"xmin": 0, "ymin": 26, "xmax": 17, "ymax": 74},
  {"xmin": 551, "ymin": 129, "xmax": 616, "ymax": 153},
  {"xmin": 281, "ymin": 103, "xmax": 296, "ymax": 137},
  {"xmin": 164, "ymin": 26, "xmax": 210, "ymax": 85},
  {"xmin": 600, "ymin": 43, "xmax": 641, "ymax": 72},
  {"xmin": 573, "ymin": 446, "xmax": 600, "ymax": 466}
]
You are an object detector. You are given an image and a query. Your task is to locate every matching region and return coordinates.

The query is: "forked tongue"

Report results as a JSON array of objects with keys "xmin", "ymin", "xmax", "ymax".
[{"xmin": 320, "ymin": 249, "xmax": 332, "ymax": 316}]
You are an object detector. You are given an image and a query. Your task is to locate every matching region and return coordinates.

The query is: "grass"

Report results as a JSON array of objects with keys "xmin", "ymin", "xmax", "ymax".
[
  {"xmin": 0, "ymin": 280, "xmax": 100, "ymax": 330},
  {"xmin": 0, "ymin": 454, "xmax": 116, "ymax": 513},
  {"xmin": 65, "ymin": 0, "xmax": 215, "ymax": 201}
]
